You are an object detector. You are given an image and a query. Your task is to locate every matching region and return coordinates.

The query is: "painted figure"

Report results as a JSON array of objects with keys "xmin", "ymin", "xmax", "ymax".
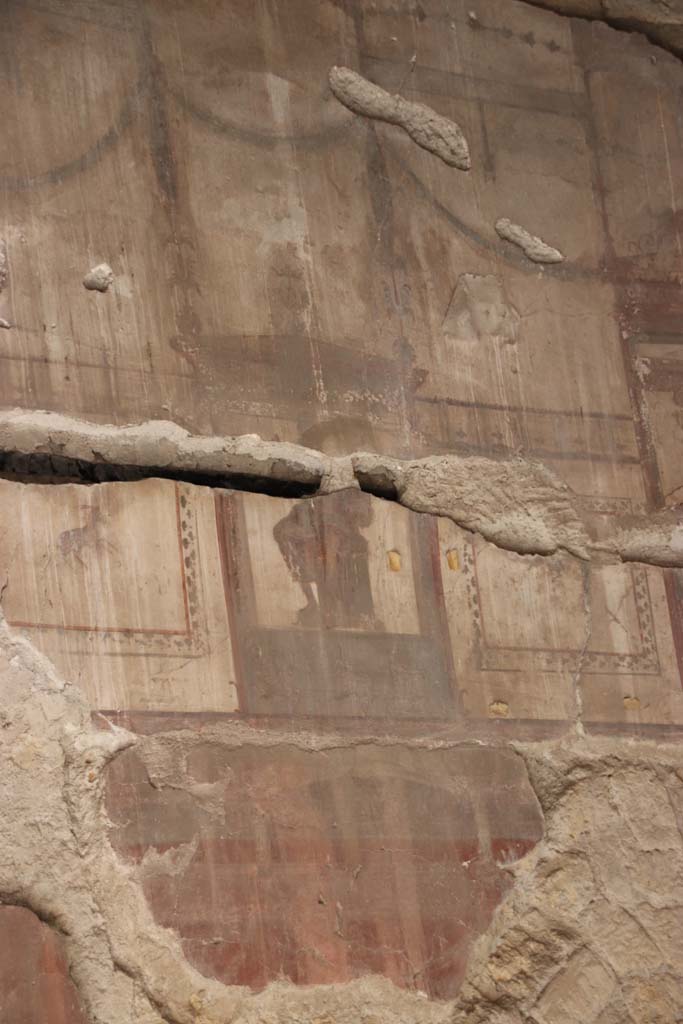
[{"xmin": 273, "ymin": 492, "xmax": 381, "ymax": 630}]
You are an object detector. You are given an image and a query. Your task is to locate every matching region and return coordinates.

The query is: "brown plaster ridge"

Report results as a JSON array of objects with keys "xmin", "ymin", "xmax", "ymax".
[
  {"xmin": 0, "ymin": 409, "xmax": 323, "ymax": 498},
  {"xmin": 0, "ymin": 408, "xmax": 682, "ymax": 569},
  {"xmin": 520, "ymin": 0, "xmax": 683, "ymax": 61}
]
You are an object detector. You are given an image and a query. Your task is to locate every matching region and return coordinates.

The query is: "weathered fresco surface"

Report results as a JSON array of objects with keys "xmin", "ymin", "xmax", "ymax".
[
  {"xmin": 108, "ymin": 743, "xmax": 542, "ymax": 996},
  {"xmin": 2, "ymin": 0, "xmax": 683, "ymax": 509},
  {"xmin": 1, "ymin": 476, "xmax": 682, "ymax": 998},
  {"xmin": 2, "ymin": 0, "xmax": 683, "ymax": 1019},
  {"xmin": 2, "ymin": 479, "xmax": 682, "ymax": 734}
]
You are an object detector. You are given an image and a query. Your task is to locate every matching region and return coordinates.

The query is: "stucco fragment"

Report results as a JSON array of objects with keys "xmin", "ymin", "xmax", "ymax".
[
  {"xmin": 328, "ymin": 66, "xmax": 471, "ymax": 169},
  {"xmin": 353, "ymin": 450, "xmax": 591, "ymax": 558},
  {"xmin": 597, "ymin": 507, "xmax": 683, "ymax": 566},
  {"xmin": 83, "ymin": 263, "xmax": 114, "ymax": 292},
  {"xmin": 318, "ymin": 454, "xmax": 359, "ymax": 493},
  {"xmin": 495, "ymin": 218, "xmax": 565, "ymax": 264}
]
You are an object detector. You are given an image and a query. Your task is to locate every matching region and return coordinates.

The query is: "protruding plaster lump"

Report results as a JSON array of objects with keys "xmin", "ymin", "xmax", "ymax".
[
  {"xmin": 83, "ymin": 263, "xmax": 115, "ymax": 293},
  {"xmin": 495, "ymin": 217, "xmax": 565, "ymax": 264},
  {"xmin": 329, "ymin": 66, "xmax": 471, "ymax": 170}
]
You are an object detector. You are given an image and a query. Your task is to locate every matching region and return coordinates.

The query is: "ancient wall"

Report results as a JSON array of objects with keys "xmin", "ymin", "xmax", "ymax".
[{"xmin": 1, "ymin": 1, "xmax": 683, "ymax": 1022}]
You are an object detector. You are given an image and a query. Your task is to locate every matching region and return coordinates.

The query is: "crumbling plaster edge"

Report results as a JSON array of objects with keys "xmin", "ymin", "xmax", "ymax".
[
  {"xmin": 2, "ymin": 606, "xmax": 683, "ymax": 1024},
  {"xmin": 0, "ymin": 609, "xmax": 454, "ymax": 1024}
]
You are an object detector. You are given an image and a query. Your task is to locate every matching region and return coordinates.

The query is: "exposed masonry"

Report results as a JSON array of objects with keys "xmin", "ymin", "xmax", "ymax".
[
  {"xmin": 0, "ymin": 409, "xmax": 681, "ymax": 568},
  {"xmin": 2, "ymin": 607, "xmax": 683, "ymax": 1024},
  {"xmin": 328, "ymin": 66, "xmax": 471, "ymax": 170},
  {"xmin": 452, "ymin": 739, "xmax": 683, "ymax": 1023},
  {"xmin": 494, "ymin": 218, "xmax": 565, "ymax": 265}
]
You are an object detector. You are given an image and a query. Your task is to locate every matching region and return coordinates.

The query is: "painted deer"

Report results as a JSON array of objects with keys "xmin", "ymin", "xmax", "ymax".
[{"xmin": 56, "ymin": 505, "xmax": 115, "ymax": 566}]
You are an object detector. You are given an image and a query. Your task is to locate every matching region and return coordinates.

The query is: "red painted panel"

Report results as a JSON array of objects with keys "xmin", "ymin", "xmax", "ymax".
[
  {"xmin": 107, "ymin": 743, "xmax": 542, "ymax": 997},
  {"xmin": 0, "ymin": 907, "xmax": 88, "ymax": 1024}
]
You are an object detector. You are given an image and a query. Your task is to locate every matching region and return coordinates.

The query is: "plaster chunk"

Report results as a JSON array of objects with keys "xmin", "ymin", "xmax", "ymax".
[
  {"xmin": 495, "ymin": 218, "xmax": 565, "ymax": 264},
  {"xmin": 83, "ymin": 263, "xmax": 114, "ymax": 292},
  {"xmin": 0, "ymin": 409, "xmax": 326, "ymax": 489},
  {"xmin": 328, "ymin": 66, "xmax": 471, "ymax": 170},
  {"xmin": 353, "ymin": 450, "xmax": 591, "ymax": 558}
]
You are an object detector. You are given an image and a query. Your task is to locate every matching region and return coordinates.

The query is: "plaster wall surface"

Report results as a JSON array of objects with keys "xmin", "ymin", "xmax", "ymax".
[{"xmin": 1, "ymin": 1, "xmax": 683, "ymax": 1022}]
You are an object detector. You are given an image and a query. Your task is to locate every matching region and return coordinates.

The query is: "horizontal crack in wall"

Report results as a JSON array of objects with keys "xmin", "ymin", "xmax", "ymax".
[
  {"xmin": 0, "ymin": 410, "xmax": 324, "ymax": 492},
  {"xmin": 1, "ymin": 408, "xmax": 681, "ymax": 570},
  {"xmin": 0, "ymin": 450, "xmax": 319, "ymax": 498}
]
